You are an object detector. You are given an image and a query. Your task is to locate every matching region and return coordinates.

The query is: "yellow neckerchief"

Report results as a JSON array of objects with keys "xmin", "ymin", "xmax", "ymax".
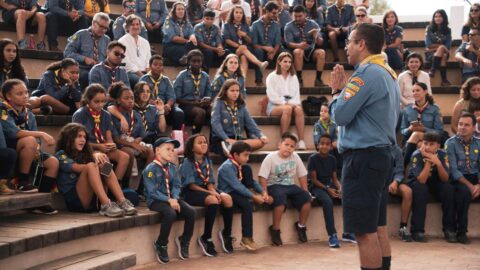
[
  {"xmin": 359, "ymin": 54, "xmax": 397, "ymax": 80},
  {"xmin": 147, "ymin": 71, "xmax": 163, "ymax": 98},
  {"xmin": 145, "ymin": 0, "xmax": 153, "ymax": 18}
]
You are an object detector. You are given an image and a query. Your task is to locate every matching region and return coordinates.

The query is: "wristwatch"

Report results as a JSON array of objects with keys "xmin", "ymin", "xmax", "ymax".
[
  {"xmin": 332, "ymin": 89, "xmax": 342, "ymax": 96},
  {"xmin": 323, "ymin": 185, "xmax": 330, "ymax": 191}
]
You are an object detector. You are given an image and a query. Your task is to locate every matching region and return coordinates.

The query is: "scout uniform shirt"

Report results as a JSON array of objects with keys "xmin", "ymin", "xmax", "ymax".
[
  {"xmin": 173, "ymin": 69, "xmax": 212, "ymax": 101},
  {"xmin": 326, "ymin": 3, "xmax": 355, "ymax": 28},
  {"xmin": 55, "ymin": 150, "xmax": 80, "ymax": 194},
  {"xmin": 143, "ymin": 160, "xmax": 181, "ymax": 207},
  {"xmin": 445, "ymin": 135, "xmax": 480, "ymax": 182},
  {"xmin": 72, "ymin": 106, "xmax": 117, "ymax": 143},
  {"xmin": 162, "ymin": 16, "xmax": 194, "ymax": 45},
  {"xmin": 250, "ymin": 17, "xmax": 282, "ymax": 47},
  {"xmin": 139, "ymin": 72, "xmax": 175, "ymax": 103},
  {"xmin": 45, "ymin": 0, "xmax": 85, "ymax": 16},
  {"xmin": 329, "ymin": 54, "xmax": 400, "ymax": 153},
  {"xmin": 34, "ymin": 69, "xmax": 82, "ymax": 103},
  {"xmin": 218, "ymin": 159, "xmax": 263, "ymax": 197},
  {"xmin": 179, "ymin": 157, "xmax": 215, "ymax": 188},
  {"xmin": 194, "ymin": 21, "xmax": 222, "ymax": 47},
  {"xmin": 64, "ymin": 28, "xmax": 110, "ymax": 68},
  {"xmin": 88, "ymin": 61, "xmax": 130, "ymax": 90},
  {"xmin": 284, "ymin": 19, "xmax": 321, "ymax": 47},
  {"xmin": 407, "ymin": 149, "xmax": 449, "ymax": 184},
  {"xmin": 211, "ymin": 72, "xmax": 246, "ymax": 98},
  {"xmin": 133, "ymin": 104, "xmax": 162, "ymax": 139},
  {"xmin": 135, "ymin": 0, "xmax": 168, "ymax": 25}
]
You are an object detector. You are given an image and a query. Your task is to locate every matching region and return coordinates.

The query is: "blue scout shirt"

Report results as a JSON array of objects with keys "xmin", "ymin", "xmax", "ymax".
[
  {"xmin": 330, "ymin": 54, "xmax": 400, "ymax": 153},
  {"xmin": 179, "ymin": 157, "xmax": 215, "ymax": 187},
  {"xmin": 113, "ymin": 14, "xmax": 148, "ymax": 40},
  {"xmin": 250, "ymin": 18, "xmax": 282, "ymax": 47},
  {"xmin": 0, "ymin": 103, "xmax": 37, "ymax": 134},
  {"xmin": 88, "ymin": 61, "xmax": 130, "ymax": 90},
  {"xmin": 277, "ymin": 9, "xmax": 292, "ymax": 31},
  {"xmin": 307, "ymin": 153, "xmax": 337, "ymax": 187},
  {"xmin": 46, "ymin": 0, "xmax": 85, "ymax": 16},
  {"xmin": 392, "ymin": 145, "xmax": 405, "ymax": 183},
  {"xmin": 446, "ymin": 135, "xmax": 480, "ymax": 181},
  {"xmin": 134, "ymin": 104, "xmax": 161, "ymax": 138},
  {"xmin": 211, "ymin": 100, "xmax": 262, "ymax": 141},
  {"xmin": 5, "ymin": 0, "xmax": 37, "ymax": 9},
  {"xmin": 284, "ymin": 19, "xmax": 321, "ymax": 46},
  {"xmin": 407, "ymin": 149, "xmax": 448, "ymax": 182},
  {"xmin": 0, "ymin": 108, "xmax": 20, "ymax": 141},
  {"xmin": 173, "ymin": 69, "xmax": 212, "ymax": 101},
  {"xmin": 111, "ymin": 109, "xmax": 146, "ymax": 139},
  {"xmin": 217, "ymin": 159, "xmax": 263, "ymax": 197},
  {"xmin": 34, "ymin": 70, "xmax": 82, "ymax": 103},
  {"xmin": 162, "ymin": 17, "xmax": 194, "ymax": 45},
  {"xmin": 312, "ymin": 119, "xmax": 337, "ymax": 145},
  {"xmin": 384, "ymin": 25, "xmax": 403, "ymax": 46},
  {"xmin": 326, "ymin": 4, "xmax": 355, "ymax": 27},
  {"xmin": 211, "ymin": 72, "xmax": 246, "ymax": 98},
  {"xmin": 222, "ymin": 22, "xmax": 251, "ymax": 47},
  {"xmin": 306, "ymin": 9, "xmax": 325, "ymax": 29},
  {"xmin": 64, "ymin": 28, "xmax": 110, "ymax": 68},
  {"xmin": 72, "ymin": 106, "xmax": 116, "ymax": 143},
  {"xmin": 400, "ymin": 103, "xmax": 444, "ymax": 138},
  {"xmin": 292, "ymin": 0, "xmax": 327, "ymax": 11},
  {"xmin": 0, "ymin": 72, "xmax": 29, "ymax": 90},
  {"xmin": 139, "ymin": 72, "xmax": 175, "ymax": 103},
  {"xmin": 55, "ymin": 150, "xmax": 79, "ymax": 194},
  {"xmin": 143, "ymin": 161, "xmax": 181, "ymax": 207},
  {"xmin": 456, "ymin": 42, "xmax": 480, "ymax": 76},
  {"xmin": 135, "ymin": 0, "xmax": 168, "ymax": 25},
  {"xmin": 194, "ymin": 22, "xmax": 223, "ymax": 47},
  {"xmin": 425, "ymin": 25, "xmax": 452, "ymax": 49}
]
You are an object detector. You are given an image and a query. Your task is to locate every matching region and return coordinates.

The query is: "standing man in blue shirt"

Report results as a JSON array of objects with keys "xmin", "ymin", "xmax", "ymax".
[
  {"xmin": 330, "ymin": 23, "xmax": 399, "ymax": 270},
  {"xmin": 285, "ymin": 5, "xmax": 326, "ymax": 86},
  {"xmin": 445, "ymin": 112, "xmax": 480, "ymax": 245},
  {"xmin": 45, "ymin": 0, "xmax": 87, "ymax": 51}
]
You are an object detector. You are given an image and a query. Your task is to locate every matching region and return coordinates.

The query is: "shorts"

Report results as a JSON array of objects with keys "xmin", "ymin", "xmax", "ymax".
[
  {"xmin": 182, "ymin": 187, "xmax": 210, "ymax": 206},
  {"xmin": 268, "ymin": 184, "xmax": 311, "ymax": 210},
  {"xmin": 2, "ymin": 8, "xmax": 36, "ymax": 26},
  {"xmin": 342, "ymin": 146, "xmax": 392, "ymax": 234},
  {"xmin": 63, "ymin": 187, "xmax": 98, "ymax": 213}
]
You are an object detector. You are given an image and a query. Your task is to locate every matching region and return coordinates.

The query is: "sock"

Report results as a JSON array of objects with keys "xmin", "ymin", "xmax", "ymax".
[
  {"xmin": 18, "ymin": 173, "xmax": 29, "ymax": 185},
  {"xmin": 404, "ymin": 142, "xmax": 417, "ymax": 168},
  {"xmin": 39, "ymin": 176, "xmax": 55, "ymax": 193},
  {"xmin": 316, "ymin": 71, "xmax": 322, "ymax": 80},
  {"xmin": 296, "ymin": 71, "xmax": 302, "ymax": 79},
  {"xmin": 432, "ymin": 56, "xmax": 441, "ymax": 71},
  {"xmin": 222, "ymin": 206, "xmax": 234, "ymax": 237},
  {"xmin": 439, "ymin": 66, "xmax": 447, "ymax": 80},
  {"xmin": 382, "ymin": 256, "xmax": 391, "ymax": 270},
  {"xmin": 400, "ymin": 222, "xmax": 407, "ymax": 228},
  {"xmin": 297, "ymin": 223, "xmax": 306, "ymax": 228},
  {"xmin": 203, "ymin": 204, "xmax": 219, "ymax": 240}
]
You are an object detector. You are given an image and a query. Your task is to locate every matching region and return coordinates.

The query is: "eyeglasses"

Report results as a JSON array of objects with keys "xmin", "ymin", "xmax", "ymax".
[
  {"xmin": 94, "ymin": 21, "xmax": 110, "ymax": 31},
  {"xmin": 356, "ymin": 14, "xmax": 366, "ymax": 18},
  {"xmin": 113, "ymin": 51, "xmax": 126, "ymax": 58},
  {"xmin": 470, "ymin": 8, "xmax": 479, "ymax": 13},
  {"xmin": 345, "ymin": 39, "xmax": 359, "ymax": 46}
]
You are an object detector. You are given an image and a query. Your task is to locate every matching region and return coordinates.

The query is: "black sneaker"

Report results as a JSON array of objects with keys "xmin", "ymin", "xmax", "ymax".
[
  {"xmin": 398, "ymin": 226, "xmax": 413, "ymax": 242},
  {"xmin": 31, "ymin": 205, "xmax": 58, "ymax": 215},
  {"xmin": 269, "ymin": 225, "xmax": 282, "ymax": 246},
  {"xmin": 295, "ymin": 222, "xmax": 308, "ymax": 243},
  {"xmin": 16, "ymin": 184, "xmax": 38, "ymax": 193},
  {"xmin": 457, "ymin": 232, "xmax": 470, "ymax": 244},
  {"xmin": 412, "ymin": 232, "xmax": 427, "ymax": 243},
  {"xmin": 218, "ymin": 229, "xmax": 234, "ymax": 254},
  {"xmin": 314, "ymin": 78, "xmax": 326, "ymax": 87},
  {"xmin": 444, "ymin": 230, "xmax": 457, "ymax": 243},
  {"xmin": 153, "ymin": 241, "xmax": 169, "ymax": 264},
  {"xmin": 175, "ymin": 235, "xmax": 190, "ymax": 260},
  {"xmin": 197, "ymin": 236, "xmax": 216, "ymax": 257}
]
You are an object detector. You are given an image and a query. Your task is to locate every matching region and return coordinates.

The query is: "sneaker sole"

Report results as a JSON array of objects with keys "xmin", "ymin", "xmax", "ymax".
[
  {"xmin": 197, "ymin": 237, "xmax": 214, "ymax": 257},
  {"xmin": 153, "ymin": 243, "xmax": 168, "ymax": 264},
  {"xmin": 240, "ymin": 241, "xmax": 257, "ymax": 251},
  {"xmin": 329, "ymin": 243, "xmax": 340, "ymax": 248},
  {"xmin": 16, "ymin": 189, "xmax": 38, "ymax": 193},
  {"xmin": 218, "ymin": 230, "xmax": 231, "ymax": 254},
  {"xmin": 123, "ymin": 209, "xmax": 138, "ymax": 216},
  {"xmin": 0, "ymin": 191, "xmax": 15, "ymax": 195},
  {"xmin": 31, "ymin": 209, "xmax": 58, "ymax": 215},
  {"xmin": 99, "ymin": 211, "xmax": 124, "ymax": 218},
  {"xmin": 175, "ymin": 237, "xmax": 186, "ymax": 260}
]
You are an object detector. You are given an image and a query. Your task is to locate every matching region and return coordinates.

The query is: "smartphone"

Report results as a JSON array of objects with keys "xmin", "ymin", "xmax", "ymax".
[
  {"xmin": 410, "ymin": 120, "xmax": 420, "ymax": 126},
  {"xmin": 100, "ymin": 162, "xmax": 113, "ymax": 176}
]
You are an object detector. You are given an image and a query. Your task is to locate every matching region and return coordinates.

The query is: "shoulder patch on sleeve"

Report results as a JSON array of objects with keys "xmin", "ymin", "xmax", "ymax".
[
  {"xmin": 1, "ymin": 109, "xmax": 8, "ymax": 120},
  {"xmin": 350, "ymin": 77, "xmax": 365, "ymax": 86},
  {"xmin": 147, "ymin": 171, "xmax": 154, "ymax": 178}
]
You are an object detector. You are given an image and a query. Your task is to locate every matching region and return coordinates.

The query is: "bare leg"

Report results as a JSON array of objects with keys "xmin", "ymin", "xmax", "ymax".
[
  {"xmin": 43, "ymin": 156, "xmax": 59, "ymax": 178},
  {"xmin": 399, "ymin": 184, "xmax": 412, "ymax": 224},
  {"xmin": 14, "ymin": 10, "xmax": 27, "ymax": 41},
  {"xmin": 103, "ymin": 170, "xmax": 127, "ymax": 203},
  {"xmin": 107, "ymin": 149, "xmax": 130, "ymax": 181},
  {"xmin": 33, "ymin": 12, "xmax": 46, "ymax": 42},
  {"xmin": 293, "ymin": 48, "xmax": 304, "ymax": 72},
  {"xmin": 269, "ymin": 105, "xmax": 293, "ymax": 135},
  {"xmin": 75, "ymin": 162, "xmax": 111, "ymax": 207},
  {"xmin": 328, "ymin": 31, "xmax": 339, "ymax": 61},
  {"xmin": 16, "ymin": 137, "xmax": 37, "ymax": 174},
  {"xmin": 298, "ymin": 202, "xmax": 311, "ymax": 225},
  {"xmin": 272, "ymin": 205, "xmax": 285, "ymax": 230},
  {"xmin": 356, "ymin": 232, "xmax": 382, "ymax": 268},
  {"xmin": 377, "ymin": 226, "xmax": 391, "ymax": 257},
  {"xmin": 293, "ymin": 105, "xmax": 305, "ymax": 140}
]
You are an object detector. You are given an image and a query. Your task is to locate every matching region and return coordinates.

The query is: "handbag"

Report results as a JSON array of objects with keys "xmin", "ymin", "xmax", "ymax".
[
  {"xmin": 301, "ymin": 96, "xmax": 328, "ymax": 116},
  {"xmin": 171, "ymin": 124, "xmax": 189, "ymax": 155}
]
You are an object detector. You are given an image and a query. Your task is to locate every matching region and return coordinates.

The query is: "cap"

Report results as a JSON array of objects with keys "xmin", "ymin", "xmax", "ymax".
[{"xmin": 153, "ymin": 137, "xmax": 180, "ymax": 148}]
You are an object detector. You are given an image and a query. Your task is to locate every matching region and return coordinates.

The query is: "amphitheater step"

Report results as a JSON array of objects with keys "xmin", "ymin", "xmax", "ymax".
[
  {"xmin": 0, "ymin": 193, "xmax": 52, "ymax": 213},
  {"xmin": 26, "ymin": 250, "xmax": 136, "ymax": 270}
]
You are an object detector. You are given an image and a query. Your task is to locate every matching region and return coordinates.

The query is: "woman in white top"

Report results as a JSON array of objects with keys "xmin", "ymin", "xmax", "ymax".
[
  {"xmin": 398, "ymin": 52, "xmax": 432, "ymax": 108},
  {"xmin": 266, "ymin": 52, "xmax": 306, "ymax": 150},
  {"xmin": 119, "ymin": 14, "xmax": 152, "ymax": 87}
]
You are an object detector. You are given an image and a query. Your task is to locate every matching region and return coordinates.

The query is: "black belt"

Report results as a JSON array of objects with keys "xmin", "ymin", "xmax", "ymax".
[{"xmin": 344, "ymin": 145, "xmax": 392, "ymax": 155}]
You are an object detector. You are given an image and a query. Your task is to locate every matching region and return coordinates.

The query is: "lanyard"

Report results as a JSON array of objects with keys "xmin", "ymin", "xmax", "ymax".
[
  {"xmin": 153, "ymin": 158, "xmax": 170, "ymax": 198},
  {"xmin": 87, "ymin": 105, "xmax": 105, "ymax": 143}
]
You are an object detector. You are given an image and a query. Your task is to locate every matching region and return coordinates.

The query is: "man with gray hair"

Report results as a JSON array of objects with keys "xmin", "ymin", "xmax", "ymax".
[{"xmin": 64, "ymin": 12, "xmax": 112, "ymax": 89}]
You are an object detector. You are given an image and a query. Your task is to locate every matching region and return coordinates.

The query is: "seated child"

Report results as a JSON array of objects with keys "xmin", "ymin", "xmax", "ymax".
[
  {"xmin": 218, "ymin": 141, "xmax": 273, "ymax": 252},
  {"xmin": 144, "ymin": 137, "xmax": 196, "ymax": 264},
  {"xmin": 308, "ymin": 134, "xmax": 356, "ymax": 248},
  {"xmin": 258, "ymin": 132, "xmax": 312, "ymax": 246}
]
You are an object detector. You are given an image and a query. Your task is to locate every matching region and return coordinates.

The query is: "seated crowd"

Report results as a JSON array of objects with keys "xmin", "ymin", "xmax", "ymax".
[{"xmin": 0, "ymin": 0, "xmax": 480, "ymax": 266}]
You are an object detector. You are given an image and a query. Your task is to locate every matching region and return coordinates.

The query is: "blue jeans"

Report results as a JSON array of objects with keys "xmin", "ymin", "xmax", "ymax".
[
  {"xmin": 385, "ymin": 48, "xmax": 403, "ymax": 70},
  {"xmin": 311, "ymin": 187, "xmax": 337, "ymax": 236}
]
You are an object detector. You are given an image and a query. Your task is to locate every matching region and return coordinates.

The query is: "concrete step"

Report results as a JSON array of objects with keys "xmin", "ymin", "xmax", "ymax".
[
  {"xmin": 0, "ymin": 193, "xmax": 52, "ymax": 213},
  {"xmin": 26, "ymin": 250, "xmax": 136, "ymax": 270}
]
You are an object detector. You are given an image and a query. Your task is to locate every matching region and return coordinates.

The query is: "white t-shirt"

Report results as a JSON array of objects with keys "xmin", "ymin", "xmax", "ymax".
[
  {"xmin": 119, "ymin": 33, "xmax": 151, "ymax": 73},
  {"xmin": 266, "ymin": 72, "xmax": 301, "ymax": 106},
  {"xmin": 258, "ymin": 151, "xmax": 308, "ymax": 186},
  {"xmin": 220, "ymin": 0, "xmax": 252, "ymax": 24}
]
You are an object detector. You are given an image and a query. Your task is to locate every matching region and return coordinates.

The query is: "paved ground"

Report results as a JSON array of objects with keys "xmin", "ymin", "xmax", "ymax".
[{"xmin": 133, "ymin": 238, "xmax": 480, "ymax": 270}]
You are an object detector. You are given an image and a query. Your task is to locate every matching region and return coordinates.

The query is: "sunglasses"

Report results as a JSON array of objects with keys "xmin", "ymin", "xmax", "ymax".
[
  {"xmin": 113, "ymin": 51, "xmax": 126, "ymax": 58},
  {"xmin": 125, "ymin": 4, "xmax": 135, "ymax": 9},
  {"xmin": 470, "ymin": 8, "xmax": 479, "ymax": 12},
  {"xmin": 356, "ymin": 14, "xmax": 366, "ymax": 18},
  {"xmin": 469, "ymin": 33, "xmax": 479, "ymax": 37}
]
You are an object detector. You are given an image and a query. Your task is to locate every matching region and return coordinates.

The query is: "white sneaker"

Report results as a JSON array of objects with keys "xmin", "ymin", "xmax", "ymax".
[
  {"xmin": 221, "ymin": 141, "xmax": 232, "ymax": 156},
  {"xmin": 297, "ymin": 140, "xmax": 306, "ymax": 150},
  {"xmin": 260, "ymin": 61, "xmax": 269, "ymax": 72}
]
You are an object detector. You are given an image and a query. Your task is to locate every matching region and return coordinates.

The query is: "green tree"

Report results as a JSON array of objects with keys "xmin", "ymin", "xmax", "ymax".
[{"xmin": 369, "ymin": 0, "xmax": 392, "ymax": 15}]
